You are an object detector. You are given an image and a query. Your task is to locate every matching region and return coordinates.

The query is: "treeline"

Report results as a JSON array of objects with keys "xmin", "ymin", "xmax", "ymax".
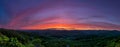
[{"xmin": 0, "ymin": 28, "xmax": 120, "ymax": 47}]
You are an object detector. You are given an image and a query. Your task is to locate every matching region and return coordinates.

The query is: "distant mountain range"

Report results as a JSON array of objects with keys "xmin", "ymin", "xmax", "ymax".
[
  {"xmin": 17, "ymin": 29, "xmax": 120, "ymax": 38},
  {"xmin": 1, "ymin": 28, "xmax": 120, "ymax": 37}
]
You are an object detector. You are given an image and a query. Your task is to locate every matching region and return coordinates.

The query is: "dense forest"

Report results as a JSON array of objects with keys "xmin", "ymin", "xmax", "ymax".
[{"xmin": 0, "ymin": 28, "xmax": 120, "ymax": 47}]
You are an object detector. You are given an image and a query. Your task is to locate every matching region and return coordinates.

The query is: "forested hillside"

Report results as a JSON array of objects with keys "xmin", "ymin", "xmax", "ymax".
[{"xmin": 0, "ymin": 28, "xmax": 120, "ymax": 47}]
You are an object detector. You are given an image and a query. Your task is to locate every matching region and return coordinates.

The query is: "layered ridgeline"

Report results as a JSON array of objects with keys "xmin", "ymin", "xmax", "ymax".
[{"xmin": 0, "ymin": 28, "xmax": 120, "ymax": 47}]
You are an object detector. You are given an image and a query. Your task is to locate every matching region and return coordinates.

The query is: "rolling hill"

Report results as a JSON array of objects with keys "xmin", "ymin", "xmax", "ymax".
[{"xmin": 0, "ymin": 28, "xmax": 120, "ymax": 47}]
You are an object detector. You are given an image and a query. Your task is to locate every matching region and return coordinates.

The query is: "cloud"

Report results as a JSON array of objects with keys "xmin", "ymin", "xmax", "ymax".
[
  {"xmin": 19, "ymin": 21, "xmax": 120, "ymax": 30},
  {"xmin": 6, "ymin": 0, "xmax": 68, "ymax": 27},
  {"xmin": 0, "ymin": 0, "xmax": 120, "ymax": 30},
  {"xmin": 76, "ymin": 22, "xmax": 120, "ymax": 30}
]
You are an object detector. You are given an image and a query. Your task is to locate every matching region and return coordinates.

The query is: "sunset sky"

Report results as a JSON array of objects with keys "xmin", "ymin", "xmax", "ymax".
[{"xmin": 0, "ymin": 0, "xmax": 120, "ymax": 30}]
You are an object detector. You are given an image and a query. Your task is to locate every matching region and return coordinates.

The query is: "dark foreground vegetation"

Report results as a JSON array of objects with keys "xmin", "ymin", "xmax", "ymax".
[{"xmin": 0, "ymin": 28, "xmax": 120, "ymax": 47}]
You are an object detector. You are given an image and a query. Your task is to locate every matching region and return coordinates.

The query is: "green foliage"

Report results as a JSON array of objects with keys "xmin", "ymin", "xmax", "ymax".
[{"xmin": 0, "ymin": 29, "xmax": 120, "ymax": 47}]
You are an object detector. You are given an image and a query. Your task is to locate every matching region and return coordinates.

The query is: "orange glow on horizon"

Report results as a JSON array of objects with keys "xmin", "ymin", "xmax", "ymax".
[{"xmin": 21, "ymin": 23, "xmax": 111, "ymax": 30}]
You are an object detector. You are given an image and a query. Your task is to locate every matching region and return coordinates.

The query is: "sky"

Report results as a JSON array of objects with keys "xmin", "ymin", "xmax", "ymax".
[{"xmin": 0, "ymin": 0, "xmax": 120, "ymax": 30}]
